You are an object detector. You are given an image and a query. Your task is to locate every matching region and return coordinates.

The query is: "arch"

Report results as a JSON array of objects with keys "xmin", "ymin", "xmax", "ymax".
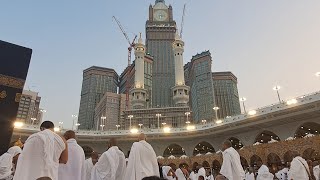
[
  {"xmin": 192, "ymin": 162, "xmax": 199, "ymax": 171},
  {"xmin": 283, "ymin": 150, "xmax": 293, "ymax": 164},
  {"xmin": 228, "ymin": 137, "xmax": 244, "ymax": 150},
  {"xmin": 163, "ymin": 144, "xmax": 186, "ymax": 157},
  {"xmin": 254, "ymin": 130, "xmax": 280, "ymax": 144},
  {"xmin": 179, "ymin": 162, "xmax": 189, "ymax": 169},
  {"xmin": 168, "ymin": 163, "xmax": 177, "ymax": 171},
  {"xmin": 193, "ymin": 141, "xmax": 215, "ymax": 156},
  {"xmin": 267, "ymin": 153, "xmax": 282, "ymax": 174},
  {"xmin": 212, "ymin": 160, "xmax": 221, "ymax": 176},
  {"xmin": 81, "ymin": 145, "xmax": 94, "ymax": 158},
  {"xmin": 202, "ymin": 161, "xmax": 210, "ymax": 168},
  {"xmin": 250, "ymin": 155, "xmax": 262, "ymax": 166},
  {"xmin": 294, "ymin": 122, "xmax": 320, "ymax": 138},
  {"xmin": 240, "ymin": 156, "xmax": 249, "ymax": 169},
  {"xmin": 302, "ymin": 148, "xmax": 316, "ymax": 161}
]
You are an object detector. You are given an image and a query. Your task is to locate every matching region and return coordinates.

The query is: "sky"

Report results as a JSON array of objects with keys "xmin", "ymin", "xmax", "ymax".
[{"xmin": 1, "ymin": 0, "xmax": 319, "ymax": 129}]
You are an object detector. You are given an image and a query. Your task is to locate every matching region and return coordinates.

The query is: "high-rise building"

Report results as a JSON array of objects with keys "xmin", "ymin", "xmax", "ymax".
[
  {"xmin": 212, "ymin": 72, "xmax": 241, "ymax": 118},
  {"xmin": 186, "ymin": 51, "xmax": 215, "ymax": 123},
  {"xmin": 94, "ymin": 92, "xmax": 127, "ymax": 131},
  {"xmin": 17, "ymin": 90, "xmax": 41, "ymax": 125},
  {"xmin": 78, "ymin": 66, "xmax": 118, "ymax": 130},
  {"xmin": 146, "ymin": 0, "xmax": 176, "ymax": 108}
]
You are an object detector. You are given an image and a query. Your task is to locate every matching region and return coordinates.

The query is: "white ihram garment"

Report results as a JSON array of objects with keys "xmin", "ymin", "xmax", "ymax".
[
  {"xmin": 0, "ymin": 146, "xmax": 22, "ymax": 179},
  {"xmin": 189, "ymin": 171, "xmax": 197, "ymax": 180},
  {"xmin": 220, "ymin": 147, "xmax": 245, "ymax": 180},
  {"xmin": 124, "ymin": 140, "xmax": 159, "ymax": 180},
  {"xmin": 58, "ymin": 139, "xmax": 86, "ymax": 180},
  {"xmin": 245, "ymin": 172, "xmax": 255, "ymax": 180},
  {"xmin": 288, "ymin": 156, "xmax": 309, "ymax": 180},
  {"xmin": 162, "ymin": 166, "xmax": 176, "ymax": 180},
  {"xmin": 13, "ymin": 129, "xmax": 65, "ymax": 180},
  {"xmin": 175, "ymin": 168, "xmax": 186, "ymax": 180},
  {"xmin": 257, "ymin": 165, "xmax": 274, "ymax": 180},
  {"xmin": 84, "ymin": 158, "xmax": 94, "ymax": 180},
  {"xmin": 314, "ymin": 165, "xmax": 320, "ymax": 180},
  {"xmin": 90, "ymin": 146, "xmax": 126, "ymax": 180}
]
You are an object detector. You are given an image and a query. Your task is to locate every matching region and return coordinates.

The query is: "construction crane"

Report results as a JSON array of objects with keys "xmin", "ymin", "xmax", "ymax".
[
  {"xmin": 112, "ymin": 16, "xmax": 137, "ymax": 67},
  {"xmin": 180, "ymin": 4, "xmax": 186, "ymax": 38}
]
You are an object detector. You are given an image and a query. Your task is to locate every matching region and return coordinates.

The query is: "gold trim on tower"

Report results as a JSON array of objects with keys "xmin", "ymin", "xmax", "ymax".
[{"xmin": 0, "ymin": 74, "xmax": 25, "ymax": 89}]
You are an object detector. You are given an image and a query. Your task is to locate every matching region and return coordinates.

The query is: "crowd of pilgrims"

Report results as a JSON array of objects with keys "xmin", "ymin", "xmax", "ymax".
[{"xmin": 0, "ymin": 121, "xmax": 319, "ymax": 180}]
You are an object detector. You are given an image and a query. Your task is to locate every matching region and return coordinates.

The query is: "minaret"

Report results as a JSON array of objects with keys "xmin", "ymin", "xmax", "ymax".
[
  {"xmin": 172, "ymin": 31, "xmax": 190, "ymax": 106},
  {"xmin": 130, "ymin": 33, "xmax": 147, "ymax": 109}
]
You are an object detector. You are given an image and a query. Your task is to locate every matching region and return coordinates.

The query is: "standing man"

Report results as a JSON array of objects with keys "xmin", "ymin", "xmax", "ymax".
[
  {"xmin": 58, "ymin": 130, "xmax": 86, "ymax": 180},
  {"xmin": 13, "ymin": 121, "xmax": 68, "ymax": 180},
  {"xmin": 288, "ymin": 151, "xmax": 311, "ymax": 180},
  {"xmin": 91, "ymin": 138, "xmax": 126, "ymax": 180},
  {"xmin": 220, "ymin": 140, "xmax": 245, "ymax": 180},
  {"xmin": 124, "ymin": 133, "xmax": 160, "ymax": 180},
  {"xmin": 84, "ymin": 151, "xmax": 99, "ymax": 180},
  {"xmin": 256, "ymin": 160, "xmax": 274, "ymax": 180},
  {"xmin": 314, "ymin": 161, "xmax": 320, "ymax": 180}
]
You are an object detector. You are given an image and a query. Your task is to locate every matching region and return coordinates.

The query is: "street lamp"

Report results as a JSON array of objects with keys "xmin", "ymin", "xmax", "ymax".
[
  {"xmin": 201, "ymin": 119, "xmax": 207, "ymax": 125},
  {"xmin": 128, "ymin": 115, "xmax": 133, "ymax": 129},
  {"xmin": 14, "ymin": 121, "xmax": 24, "ymax": 128},
  {"xmin": 156, "ymin": 113, "xmax": 161, "ymax": 129},
  {"xmin": 100, "ymin": 124, "xmax": 105, "ymax": 131},
  {"xmin": 101, "ymin": 116, "xmax": 106, "ymax": 130},
  {"xmin": 138, "ymin": 123, "xmax": 143, "ymax": 129},
  {"xmin": 185, "ymin": 112, "xmax": 190, "ymax": 124},
  {"xmin": 316, "ymin": 72, "xmax": 320, "ymax": 77},
  {"xmin": 116, "ymin": 125, "xmax": 120, "ymax": 131},
  {"xmin": 161, "ymin": 122, "xmax": 167, "ymax": 127},
  {"xmin": 75, "ymin": 123, "xmax": 80, "ymax": 131},
  {"xmin": 213, "ymin": 107, "xmax": 219, "ymax": 121},
  {"xmin": 239, "ymin": 97, "xmax": 247, "ymax": 114},
  {"xmin": 72, "ymin": 114, "xmax": 78, "ymax": 130},
  {"xmin": 31, "ymin": 118, "xmax": 37, "ymax": 125},
  {"xmin": 58, "ymin": 122, "xmax": 63, "ymax": 129},
  {"xmin": 273, "ymin": 85, "xmax": 282, "ymax": 103}
]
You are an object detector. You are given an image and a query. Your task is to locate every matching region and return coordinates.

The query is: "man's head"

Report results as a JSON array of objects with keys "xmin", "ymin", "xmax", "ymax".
[
  {"xmin": 256, "ymin": 159, "xmax": 263, "ymax": 168},
  {"xmin": 138, "ymin": 133, "xmax": 146, "ymax": 141},
  {"xmin": 108, "ymin": 138, "xmax": 117, "ymax": 148},
  {"xmin": 91, "ymin": 151, "xmax": 99, "ymax": 165},
  {"xmin": 64, "ymin": 130, "xmax": 76, "ymax": 140},
  {"xmin": 40, "ymin": 121, "xmax": 54, "ymax": 131},
  {"xmin": 222, "ymin": 140, "xmax": 232, "ymax": 151}
]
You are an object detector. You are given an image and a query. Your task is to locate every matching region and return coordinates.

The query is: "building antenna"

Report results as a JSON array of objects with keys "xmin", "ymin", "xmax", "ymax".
[{"xmin": 180, "ymin": 3, "xmax": 186, "ymax": 38}]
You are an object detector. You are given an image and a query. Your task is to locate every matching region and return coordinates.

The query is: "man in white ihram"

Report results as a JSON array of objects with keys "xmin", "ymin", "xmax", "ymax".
[
  {"xmin": 220, "ymin": 140, "xmax": 245, "ymax": 180},
  {"xmin": 288, "ymin": 151, "xmax": 310, "ymax": 180},
  {"xmin": 13, "ymin": 121, "xmax": 68, "ymax": 180},
  {"xmin": 90, "ymin": 138, "xmax": 126, "ymax": 180},
  {"xmin": 84, "ymin": 151, "xmax": 99, "ymax": 180},
  {"xmin": 124, "ymin": 133, "xmax": 160, "ymax": 180},
  {"xmin": 58, "ymin": 130, "xmax": 86, "ymax": 180},
  {"xmin": 256, "ymin": 160, "xmax": 274, "ymax": 180}
]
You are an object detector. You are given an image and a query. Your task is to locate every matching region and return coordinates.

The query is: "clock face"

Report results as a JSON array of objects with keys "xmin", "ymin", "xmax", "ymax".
[{"xmin": 154, "ymin": 10, "xmax": 168, "ymax": 21}]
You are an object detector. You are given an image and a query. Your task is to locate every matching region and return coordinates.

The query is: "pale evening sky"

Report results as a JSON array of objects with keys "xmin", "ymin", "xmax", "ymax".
[{"xmin": 1, "ymin": 0, "xmax": 319, "ymax": 128}]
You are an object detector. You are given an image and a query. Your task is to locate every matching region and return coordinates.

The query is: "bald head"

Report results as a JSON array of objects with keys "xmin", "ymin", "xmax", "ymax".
[
  {"xmin": 108, "ymin": 138, "xmax": 117, "ymax": 148},
  {"xmin": 138, "ymin": 133, "xmax": 146, "ymax": 141},
  {"xmin": 222, "ymin": 140, "xmax": 232, "ymax": 151},
  {"xmin": 64, "ymin": 130, "xmax": 76, "ymax": 140}
]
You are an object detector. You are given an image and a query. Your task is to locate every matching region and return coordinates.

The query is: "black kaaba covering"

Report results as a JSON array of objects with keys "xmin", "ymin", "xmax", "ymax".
[{"xmin": 0, "ymin": 40, "xmax": 32, "ymax": 155}]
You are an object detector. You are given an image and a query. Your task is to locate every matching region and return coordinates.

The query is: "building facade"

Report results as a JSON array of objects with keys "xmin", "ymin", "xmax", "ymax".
[
  {"xmin": 212, "ymin": 72, "xmax": 241, "ymax": 118},
  {"xmin": 146, "ymin": 0, "xmax": 176, "ymax": 108},
  {"xmin": 17, "ymin": 90, "xmax": 41, "ymax": 125},
  {"xmin": 94, "ymin": 92, "xmax": 127, "ymax": 131},
  {"xmin": 186, "ymin": 51, "xmax": 216, "ymax": 123},
  {"xmin": 78, "ymin": 66, "xmax": 118, "ymax": 130}
]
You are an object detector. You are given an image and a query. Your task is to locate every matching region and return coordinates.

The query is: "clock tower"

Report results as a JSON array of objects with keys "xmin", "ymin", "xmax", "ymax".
[{"xmin": 146, "ymin": 0, "xmax": 177, "ymax": 108}]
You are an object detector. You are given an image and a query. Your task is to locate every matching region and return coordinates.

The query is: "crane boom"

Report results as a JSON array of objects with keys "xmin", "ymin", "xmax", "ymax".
[
  {"xmin": 112, "ymin": 16, "xmax": 131, "ymax": 45},
  {"xmin": 180, "ymin": 4, "xmax": 186, "ymax": 38}
]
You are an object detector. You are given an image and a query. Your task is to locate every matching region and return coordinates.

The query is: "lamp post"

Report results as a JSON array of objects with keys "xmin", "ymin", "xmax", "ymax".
[
  {"xmin": 116, "ymin": 125, "xmax": 120, "ymax": 131},
  {"xmin": 75, "ymin": 123, "xmax": 80, "ymax": 131},
  {"xmin": 31, "ymin": 118, "xmax": 37, "ymax": 125},
  {"xmin": 239, "ymin": 97, "xmax": 247, "ymax": 114},
  {"xmin": 58, "ymin": 121, "xmax": 63, "ymax": 129},
  {"xmin": 128, "ymin": 115, "xmax": 133, "ymax": 129},
  {"xmin": 213, "ymin": 107, "xmax": 219, "ymax": 121},
  {"xmin": 273, "ymin": 85, "xmax": 282, "ymax": 103},
  {"xmin": 138, "ymin": 123, "xmax": 143, "ymax": 129},
  {"xmin": 156, "ymin": 113, "xmax": 161, "ymax": 129},
  {"xmin": 101, "ymin": 116, "xmax": 106, "ymax": 131},
  {"xmin": 201, "ymin": 119, "xmax": 207, "ymax": 125},
  {"xmin": 100, "ymin": 124, "xmax": 105, "ymax": 131},
  {"xmin": 185, "ymin": 112, "xmax": 190, "ymax": 124},
  {"xmin": 71, "ymin": 114, "xmax": 78, "ymax": 130}
]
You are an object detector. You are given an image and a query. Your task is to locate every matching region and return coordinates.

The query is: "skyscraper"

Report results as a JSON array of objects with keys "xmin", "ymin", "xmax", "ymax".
[
  {"xmin": 212, "ymin": 72, "xmax": 241, "ymax": 118},
  {"xmin": 17, "ymin": 90, "xmax": 41, "ymax": 125},
  {"xmin": 78, "ymin": 66, "xmax": 118, "ymax": 130},
  {"xmin": 146, "ymin": 0, "xmax": 176, "ymax": 108},
  {"xmin": 186, "ymin": 51, "xmax": 215, "ymax": 123}
]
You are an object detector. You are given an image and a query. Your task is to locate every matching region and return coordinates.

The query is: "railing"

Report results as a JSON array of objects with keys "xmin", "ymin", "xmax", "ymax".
[{"xmin": 16, "ymin": 91, "xmax": 320, "ymax": 136}]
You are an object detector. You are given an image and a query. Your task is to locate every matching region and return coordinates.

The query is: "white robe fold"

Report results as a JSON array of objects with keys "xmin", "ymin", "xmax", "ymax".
[
  {"xmin": 197, "ymin": 167, "xmax": 206, "ymax": 179},
  {"xmin": 314, "ymin": 165, "xmax": 320, "ymax": 180},
  {"xmin": 205, "ymin": 174, "xmax": 214, "ymax": 180},
  {"xmin": 275, "ymin": 168, "xmax": 288, "ymax": 180},
  {"xmin": 189, "ymin": 171, "xmax": 197, "ymax": 180},
  {"xmin": 288, "ymin": 156, "xmax": 309, "ymax": 180},
  {"xmin": 0, "ymin": 146, "xmax": 22, "ymax": 179},
  {"xmin": 245, "ymin": 172, "xmax": 255, "ymax": 180},
  {"xmin": 175, "ymin": 168, "xmax": 186, "ymax": 180},
  {"xmin": 84, "ymin": 158, "xmax": 94, "ymax": 180},
  {"xmin": 13, "ymin": 129, "xmax": 65, "ymax": 180},
  {"xmin": 58, "ymin": 139, "xmax": 86, "ymax": 180},
  {"xmin": 220, "ymin": 147, "xmax": 245, "ymax": 180},
  {"xmin": 124, "ymin": 140, "xmax": 159, "ymax": 180},
  {"xmin": 162, "ymin": 166, "xmax": 176, "ymax": 180},
  {"xmin": 90, "ymin": 146, "xmax": 125, "ymax": 180},
  {"xmin": 257, "ymin": 165, "xmax": 274, "ymax": 180}
]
